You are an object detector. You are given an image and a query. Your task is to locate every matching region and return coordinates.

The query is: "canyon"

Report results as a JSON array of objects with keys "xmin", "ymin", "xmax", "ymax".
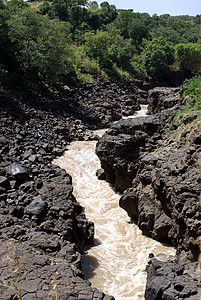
[{"xmin": 0, "ymin": 80, "xmax": 200, "ymax": 299}]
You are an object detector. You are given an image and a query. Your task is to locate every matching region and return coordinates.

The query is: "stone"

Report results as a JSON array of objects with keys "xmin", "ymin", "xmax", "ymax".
[
  {"xmin": 25, "ymin": 195, "xmax": 48, "ymax": 216},
  {"xmin": 96, "ymin": 111, "xmax": 201, "ymax": 259},
  {"xmin": 5, "ymin": 163, "xmax": 30, "ymax": 183},
  {"xmin": 0, "ymin": 176, "xmax": 10, "ymax": 189},
  {"xmin": 145, "ymin": 259, "xmax": 201, "ymax": 300},
  {"xmin": 96, "ymin": 168, "xmax": 106, "ymax": 180}
]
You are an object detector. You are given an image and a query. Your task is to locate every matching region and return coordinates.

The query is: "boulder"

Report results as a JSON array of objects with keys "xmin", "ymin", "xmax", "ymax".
[
  {"xmin": 25, "ymin": 195, "xmax": 48, "ymax": 216},
  {"xmin": 147, "ymin": 87, "xmax": 180, "ymax": 115},
  {"xmin": 96, "ymin": 168, "xmax": 106, "ymax": 180},
  {"xmin": 96, "ymin": 112, "xmax": 167, "ymax": 192},
  {"xmin": 5, "ymin": 163, "xmax": 30, "ymax": 183}
]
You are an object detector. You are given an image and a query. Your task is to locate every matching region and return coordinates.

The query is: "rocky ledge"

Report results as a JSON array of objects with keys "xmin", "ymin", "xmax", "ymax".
[
  {"xmin": 96, "ymin": 113, "xmax": 201, "ymax": 257},
  {"xmin": 147, "ymin": 87, "xmax": 181, "ymax": 114},
  {"xmin": 145, "ymin": 256, "xmax": 201, "ymax": 300}
]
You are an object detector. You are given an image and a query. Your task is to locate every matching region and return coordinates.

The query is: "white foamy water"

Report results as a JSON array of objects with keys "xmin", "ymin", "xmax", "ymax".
[
  {"xmin": 53, "ymin": 106, "xmax": 176, "ymax": 300},
  {"xmin": 122, "ymin": 105, "xmax": 149, "ymax": 119}
]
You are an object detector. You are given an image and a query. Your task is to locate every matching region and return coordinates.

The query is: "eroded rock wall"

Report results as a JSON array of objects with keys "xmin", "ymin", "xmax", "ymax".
[{"xmin": 96, "ymin": 113, "xmax": 201, "ymax": 260}]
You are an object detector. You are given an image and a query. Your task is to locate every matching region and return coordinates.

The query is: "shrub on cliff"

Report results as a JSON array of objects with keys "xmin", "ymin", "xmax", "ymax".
[
  {"xmin": 140, "ymin": 37, "xmax": 175, "ymax": 78},
  {"xmin": 168, "ymin": 76, "xmax": 201, "ymax": 129},
  {"xmin": 180, "ymin": 75, "xmax": 201, "ymax": 114}
]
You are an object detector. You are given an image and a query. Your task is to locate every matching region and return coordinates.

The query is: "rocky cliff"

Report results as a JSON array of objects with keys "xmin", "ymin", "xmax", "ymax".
[
  {"xmin": 96, "ymin": 112, "xmax": 201, "ymax": 260},
  {"xmin": 96, "ymin": 88, "xmax": 201, "ymax": 299}
]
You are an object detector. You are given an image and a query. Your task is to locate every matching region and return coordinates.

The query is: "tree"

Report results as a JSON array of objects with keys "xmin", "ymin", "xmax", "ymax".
[
  {"xmin": 7, "ymin": 9, "xmax": 74, "ymax": 83},
  {"xmin": 113, "ymin": 10, "xmax": 150, "ymax": 45},
  {"xmin": 140, "ymin": 37, "xmax": 175, "ymax": 78},
  {"xmin": 40, "ymin": 0, "xmax": 88, "ymax": 31},
  {"xmin": 84, "ymin": 28, "xmax": 136, "ymax": 70},
  {"xmin": 87, "ymin": 2, "xmax": 117, "ymax": 30},
  {"xmin": 87, "ymin": 1, "xmax": 99, "ymax": 9}
]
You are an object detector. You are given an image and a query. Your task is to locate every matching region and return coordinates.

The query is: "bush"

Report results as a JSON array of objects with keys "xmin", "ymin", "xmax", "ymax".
[
  {"xmin": 140, "ymin": 37, "xmax": 175, "ymax": 78},
  {"xmin": 175, "ymin": 43, "xmax": 201, "ymax": 72}
]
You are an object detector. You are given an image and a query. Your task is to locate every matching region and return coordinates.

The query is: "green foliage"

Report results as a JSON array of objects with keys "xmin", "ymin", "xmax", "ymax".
[
  {"xmin": 180, "ymin": 75, "xmax": 201, "ymax": 99},
  {"xmin": 175, "ymin": 43, "xmax": 201, "ymax": 72},
  {"xmin": 6, "ymin": 0, "xmax": 29, "ymax": 13},
  {"xmin": 87, "ymin": 1, "xmax": 117, "ymax": 31},
  {"xmin": 72, "ymin": 44, "xmax": 106, "ymax": 82},
  {"xmin": 114, "ymin": 11, "xmax": 201, "ymax": 47},
  {"xmin": 39, "ymin": 0, "xmax": 88, "ymax": 30},
  {"xmin": 150, "ymin": 17, "xmax": 200, "ymax": 45},
  {"xmin": 165, "ymin": 76, "xmax": 201, "ymax": 133},
  {"xmin": 6, "ymin": 8, "xmax": 74, "ymax": 85},
  {"xmin": 84, "ymin": 28, "xmax": 136, "ymax": 75},
  {"xmin": 73, "ymin": 22, "xmax": 92, "ymax": 43},
  {"xmin": 140, "ymin": 37, "xmax": 175, "ymax": 78},
  {"xmin": 1, "ymin": 0, "xmax": 201, "ymax": 89},
  {"xmin": 174, "ymin": 76, "xmax": 201, "ymax": 126},
  {"xmin": 113, "ymin": 11, "xmax": 150, "ymax": 45},
  {"xmin": 87, "ymin": 1, "xmax": 99, "ymax": 9}
]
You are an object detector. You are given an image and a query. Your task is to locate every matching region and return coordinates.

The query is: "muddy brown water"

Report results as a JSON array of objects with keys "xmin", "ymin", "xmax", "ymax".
[{"xmin": 53, "ymin": 106, "xmax": 176, "ymax": 300}]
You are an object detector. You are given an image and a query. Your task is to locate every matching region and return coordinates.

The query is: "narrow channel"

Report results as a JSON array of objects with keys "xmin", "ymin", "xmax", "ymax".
[{"xmin": 53, "ymin": 106, "xmax": 176, "ymax": 300}]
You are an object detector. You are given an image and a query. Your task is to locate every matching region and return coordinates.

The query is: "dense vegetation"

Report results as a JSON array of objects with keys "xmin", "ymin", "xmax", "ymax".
[{"xmin": 0, "ymin": 0, "xmax": 201, "ymax": 90}]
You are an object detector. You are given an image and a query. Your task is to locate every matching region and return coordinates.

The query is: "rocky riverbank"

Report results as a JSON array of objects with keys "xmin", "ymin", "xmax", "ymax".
[
  {"xmin": 0, "ymin": 79, "xmax": 145, "ymax": 299},
  {"xmin": 96, "ymin": 88, "xmax": 201, "ymax": 299}
]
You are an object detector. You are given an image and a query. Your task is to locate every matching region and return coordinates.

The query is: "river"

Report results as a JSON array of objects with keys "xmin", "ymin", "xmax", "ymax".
[{"xmin": 53, "ymin": 106, "xmax": 176, "ymax": 299}]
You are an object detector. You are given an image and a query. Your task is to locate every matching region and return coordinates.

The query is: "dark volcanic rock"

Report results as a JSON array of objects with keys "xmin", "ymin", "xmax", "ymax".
[
  {"xmin": 5, "ymin": 163, "xmax": 30, "ymax": 183},
  {"xmin": 25, "ymin": 195, "xmax": 48, "ymax": 216},
  {"xmin": 0, "ymin": 176, "xmax": 10, "ymax": 189},
  {"xmin": 96, "ymin": 112, "xmax": 168, "ymax": 192},
  {"xmin": 96, "ymin": 168, "xmax": 106, "ymax": 180},
  {"xmin": 96, "ymin": 111, "xmax": 201, "ymax": 261},
  {"xmin": 145, "ymin": 258, "xmax": 201, "ymax": 300},
  {"xmin": 148, "ymin": 87, "xmax": 180, "ymax": 115},
  {"xmin": 1, "ymin": 81, "xmax": 136, "ymax": 299},
  {"xmin": 0, "ymin": 239, "xmax": 114, "ymax": 300}
]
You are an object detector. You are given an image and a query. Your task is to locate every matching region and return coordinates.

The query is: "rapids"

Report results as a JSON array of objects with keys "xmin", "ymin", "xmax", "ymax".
[{"xmin": 53, "ymin": 105, "xmax": 176, "ymax": 300}]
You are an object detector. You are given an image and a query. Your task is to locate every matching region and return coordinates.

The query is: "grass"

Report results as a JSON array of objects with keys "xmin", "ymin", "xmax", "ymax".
[
  {"xmin": 166, "ymin": 76, "xmax": 201, "ymax": 129},
  {"xmin": 164, "ymin": 75, "xmax": 201, "ymax": 146}
]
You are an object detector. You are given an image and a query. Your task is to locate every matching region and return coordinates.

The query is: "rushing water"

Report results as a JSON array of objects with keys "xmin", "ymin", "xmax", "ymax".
[{"xmin": 53, "ymin": 106, "xmax": 176, "ymax": 300}]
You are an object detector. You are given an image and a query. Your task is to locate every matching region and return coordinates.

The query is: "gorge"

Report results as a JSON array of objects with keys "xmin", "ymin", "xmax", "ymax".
[
  {"xmin": 0, "ymin": 80, "xmax": 200, "ymax": 299},
  {"xmin": 53, "ymin": 107, "xmax": 176, "ymax": 299}
]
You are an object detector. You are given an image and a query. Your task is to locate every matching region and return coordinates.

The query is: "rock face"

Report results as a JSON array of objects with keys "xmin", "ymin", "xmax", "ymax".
[
  {"xmin": 96, "ymin": 104, "xmax": 201, "ymax": 299},
  {"xmin": 145, "ymin": 257, "xmax": 201, "ymax": 300},
  {"xmin": 96, "ymin": 112, "xmax": 201, "ymax": 262},
  {"xmin": 96, "ymin": 112, "xmax": 168, "ymax": 192},
  {"xmin": 147, "ymin": 87, "xmax": 180, "ymax": 115}
]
